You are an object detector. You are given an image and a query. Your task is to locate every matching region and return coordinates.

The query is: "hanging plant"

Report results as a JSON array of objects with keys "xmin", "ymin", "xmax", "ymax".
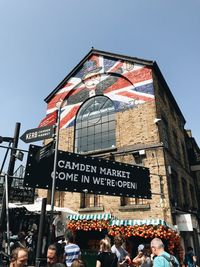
[{"xmin": 67, "ymin": 219, "xmax": 110, "ymax": 232}]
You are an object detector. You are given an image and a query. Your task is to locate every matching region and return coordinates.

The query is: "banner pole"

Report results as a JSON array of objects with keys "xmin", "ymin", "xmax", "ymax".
[
  {"xmin": 5, "ymin": 174, "xmax": 10, "ymax": 255},
  {"xmin": 49, "ymin": 103, "xmax": 61, "ymax": 244}
]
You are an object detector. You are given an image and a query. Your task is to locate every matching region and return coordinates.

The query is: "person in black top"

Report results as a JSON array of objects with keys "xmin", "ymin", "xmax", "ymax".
[
  {"xmin": 184, "ymin": 247, "xmax": 197, "ymax": 267},
  {"xmin": 41, "ymin": 244, "xmax": 65, "ymax": 267},
  {"xmin": 96, "ymin": 238, "xmax": 119, "ymax": 267}
]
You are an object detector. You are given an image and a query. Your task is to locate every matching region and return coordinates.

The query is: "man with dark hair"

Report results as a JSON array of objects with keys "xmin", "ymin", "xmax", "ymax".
[
  {"xmin": 45, "ymin": 244, "xmax": 65, "ymax": 267},
  {"xmin": 64, "ymin": 231, "xmax": 81, "ymax": 267}
]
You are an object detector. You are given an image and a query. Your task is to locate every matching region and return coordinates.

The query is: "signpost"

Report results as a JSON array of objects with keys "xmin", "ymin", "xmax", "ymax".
[
  {"xmin": 36, "ymin": 141, "xmax": 55, "ymax": 161},
  {"xmin": 20, "ymin": 125, "xmax": 55, "ymax": 143}
]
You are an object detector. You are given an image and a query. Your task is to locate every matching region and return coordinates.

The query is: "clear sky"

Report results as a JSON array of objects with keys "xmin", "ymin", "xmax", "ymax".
[{"xmin": 0, "ymin": 0, "xmax": 200, "ymax": 170}]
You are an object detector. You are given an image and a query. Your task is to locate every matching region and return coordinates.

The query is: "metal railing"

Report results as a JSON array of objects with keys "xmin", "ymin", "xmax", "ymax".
[{"xmin": 0, "ymin": 250, "xmax": 10, "ymax": 267}]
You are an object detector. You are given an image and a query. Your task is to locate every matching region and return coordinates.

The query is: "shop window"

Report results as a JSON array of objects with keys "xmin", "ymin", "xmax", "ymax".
[
  {"xmin": 74, "ymin": 96, "xmax": 116, "ymax": 154},
  {"xmin": 80, "ymin": 193, "xmax": 102, "ymax": 209},
  {"xmin": 120, "ymin": 197, "xmax": 149, "ymax": 207}
]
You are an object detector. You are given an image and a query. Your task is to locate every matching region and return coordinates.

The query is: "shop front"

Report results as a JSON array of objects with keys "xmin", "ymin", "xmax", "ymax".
[
  {"xmin": 176, "ymin": 213, "xmax": 200, "ymax": 263},
  {"xmin": 67, "ymin": 213, "xmax": 184, "ymax": 267}
]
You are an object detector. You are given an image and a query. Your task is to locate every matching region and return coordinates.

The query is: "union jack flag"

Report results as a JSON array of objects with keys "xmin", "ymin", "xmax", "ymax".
[{"xmin": 45, "ymin": 54, "xmax": 154, "ymax": 129}]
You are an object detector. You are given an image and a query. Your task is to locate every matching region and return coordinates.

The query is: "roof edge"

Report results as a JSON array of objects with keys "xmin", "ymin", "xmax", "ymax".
[
  {"xmin": 44, "ymin": 48, "xmax": 155, "ymax": 103},
  {"xmin": 153, "ymin": 61, "xmax": 186, "ymax": 124}
]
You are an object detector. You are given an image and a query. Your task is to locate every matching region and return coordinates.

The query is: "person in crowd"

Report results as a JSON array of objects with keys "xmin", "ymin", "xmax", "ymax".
[
  {"xmin": 132, "ymin": 244, "xmax": 152, "ymax": 267},
  {"xmin": 71, "ymin": 259, "xmax": 87, "ymax": 267},
  {"xmin": 45, "ymin": 244, "xmax": 65, "ymax": 267},
  {"xmin": 64, "ymin": 230, "xmax": 81, "ymax": 267},
  {"xmin": 28, "ymin": 218, "xmax": 38, "ymax": 234},
  {"xmin": 184, "ymin": 247, "xmax": 197, "ymax": 267},
  {"xmin": 150, "ymin": 238, "xmax": 179, "ymax": 267},
  {"xmin": 25, "ymin": 230, "xmax": 35, "ymax": 266},
  {"xmin": 10, "ymin": 232, "xmax": 27, "ymax": 252},
  {"xmin": 53, "ymin": 212, "xmax": 65, "ymax": 242},
  {"xmin": 111, "ymin": 235, "xmax": 131, "ymax": 266},
  {"xmin": 96, "ymin": 238, "xmax": 119, "ymax": 267},
  {"xmin": 9, "ymin": 247, "xmax": 28, "ymax": 267}
]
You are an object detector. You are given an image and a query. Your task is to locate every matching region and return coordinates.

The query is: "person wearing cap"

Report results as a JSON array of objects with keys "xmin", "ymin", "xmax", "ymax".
[
  {"xmin": 132, "ymin": 244, "xmax": 152, "ymax": 267},
  {"xmin": 67, "ymin": 59, "xmax": 122, "ymax": 105},
  {"xmin": 67, "ymin": 60, "xmax": 102, "ymax": 105}
]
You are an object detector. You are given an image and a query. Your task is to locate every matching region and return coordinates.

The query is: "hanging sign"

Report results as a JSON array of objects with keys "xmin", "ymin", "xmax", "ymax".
[
  {"xmin": 176, "ymin": 214, "xmax": 193, "ymax": 231},
  {"xmin": 24, "ymin": 145, "xmax": 151, "ymax": 199},
  {"xmin": 20, "ymin": 125, "xmax": 54, "ymax": 143}
]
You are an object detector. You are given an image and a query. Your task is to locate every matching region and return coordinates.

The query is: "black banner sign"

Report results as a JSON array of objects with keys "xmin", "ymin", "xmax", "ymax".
[{"xmin": 24, "ymin": 145, "xmax": 151, "ymax": 199}]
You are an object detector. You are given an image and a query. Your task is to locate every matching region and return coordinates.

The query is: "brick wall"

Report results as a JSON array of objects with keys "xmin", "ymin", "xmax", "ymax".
[{"xmin": 37, "ymin": 71, "xmax": 196, "ymax": 226}]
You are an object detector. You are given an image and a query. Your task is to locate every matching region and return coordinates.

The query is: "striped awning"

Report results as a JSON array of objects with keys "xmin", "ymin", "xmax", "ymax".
[
  {"xmin": 68, "ymin": 214, "xmax": 171, "ymax": 227},
  {"xmin": 110, "ymin": 219, "xmax": 168, "ymax": 226},
  {"xmin": 68, "ymin": 213, "xmax": 113, "ymax": 221}
]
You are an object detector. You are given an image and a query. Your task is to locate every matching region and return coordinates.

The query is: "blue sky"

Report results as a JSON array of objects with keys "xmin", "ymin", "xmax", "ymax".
[{"xmin": 0, "ymin": 0, "xmax": 200, "ymax": 170}]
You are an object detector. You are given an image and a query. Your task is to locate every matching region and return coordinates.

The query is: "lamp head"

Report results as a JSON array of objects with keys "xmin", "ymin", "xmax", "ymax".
[{"xmin": 154, "ymin": 118, "xmax": 162, "ymax": 124}]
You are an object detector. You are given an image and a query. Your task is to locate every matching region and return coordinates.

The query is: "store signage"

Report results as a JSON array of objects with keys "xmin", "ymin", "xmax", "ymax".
[
  {"xmin": 24, "ymin": 145, "xmax": 151, "ymax": 199},
  {"xmin": 0, "ymin": 185, "xmax": 34, "ymax": 203},
  {"xmin": 36, "ymin": 141, "xmax": 55, "ymax": 161},
  {"xmin": 176, "ymin": 214, "xmax": 193, "ymax": 231}
]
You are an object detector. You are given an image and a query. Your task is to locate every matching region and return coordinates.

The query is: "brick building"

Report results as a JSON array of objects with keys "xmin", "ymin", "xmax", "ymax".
[{"xmin": 38, "ymin": 49, "xmax": 200, "ymax": 257}]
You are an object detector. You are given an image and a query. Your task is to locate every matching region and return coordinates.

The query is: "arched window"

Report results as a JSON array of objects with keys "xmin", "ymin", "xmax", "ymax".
[{"xmin": 75, "ymin": 96, "xmax": 116, "ymax": 153}]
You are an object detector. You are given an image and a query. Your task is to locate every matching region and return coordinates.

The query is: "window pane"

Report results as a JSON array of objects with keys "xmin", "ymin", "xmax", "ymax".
[{"xmin": 75, "ymin": 96, "xmax": 116, "ymax": 153}]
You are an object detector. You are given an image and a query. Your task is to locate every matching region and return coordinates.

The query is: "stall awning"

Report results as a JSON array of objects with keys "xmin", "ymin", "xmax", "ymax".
[
  {"xmin": 68, "ymin": 213, "xmax": 175, "ymax": 230},
  {"xmin": 68, "ymin": 213, "xmax": 113, "ymax": 221},
  {"xmin": 9, "ymin": 202, "xmax": 77, "ymax": 215},
  {"xmin": 110, "ymin": 219, "xmax": 168, "ymax": 226}
]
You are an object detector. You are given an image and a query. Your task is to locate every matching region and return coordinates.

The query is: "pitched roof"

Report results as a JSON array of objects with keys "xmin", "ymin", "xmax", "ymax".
[
  {"xmin": 44, "ymin": 48, "xmax": 154, "ymax": 103},
  {"xmin": 44, "ymin": 48, "xmax": 185, "ymax": 123}
]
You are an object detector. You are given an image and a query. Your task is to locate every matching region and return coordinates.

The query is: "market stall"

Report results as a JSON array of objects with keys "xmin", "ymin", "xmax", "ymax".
[
  {"xmin": 67, "ymin": 213, "xmax": 184, "ymax": 266},
  {"xmin": 8, "ymin": 201, "xmax": 77, "ymax": 235}
]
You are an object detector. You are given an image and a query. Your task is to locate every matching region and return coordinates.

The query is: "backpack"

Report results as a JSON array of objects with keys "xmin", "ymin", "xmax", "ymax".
[{"xmin": 160, "ymin": 254, "xmax": 179, "ymax": 267}]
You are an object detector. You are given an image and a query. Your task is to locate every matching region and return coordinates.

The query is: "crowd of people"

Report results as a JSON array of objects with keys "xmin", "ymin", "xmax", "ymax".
[{"xmin": 7, "ymin": 226, "xmax": 198, "ymax": 267}]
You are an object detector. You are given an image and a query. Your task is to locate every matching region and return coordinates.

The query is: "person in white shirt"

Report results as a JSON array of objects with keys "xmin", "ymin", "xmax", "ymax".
[
  {"xmin": 111, "ymin": 236, "xmax": 131, "ymax": 267},
  {"xmin": 53, "ymin": 212, "xmax": 65, "ymax": 241}
]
